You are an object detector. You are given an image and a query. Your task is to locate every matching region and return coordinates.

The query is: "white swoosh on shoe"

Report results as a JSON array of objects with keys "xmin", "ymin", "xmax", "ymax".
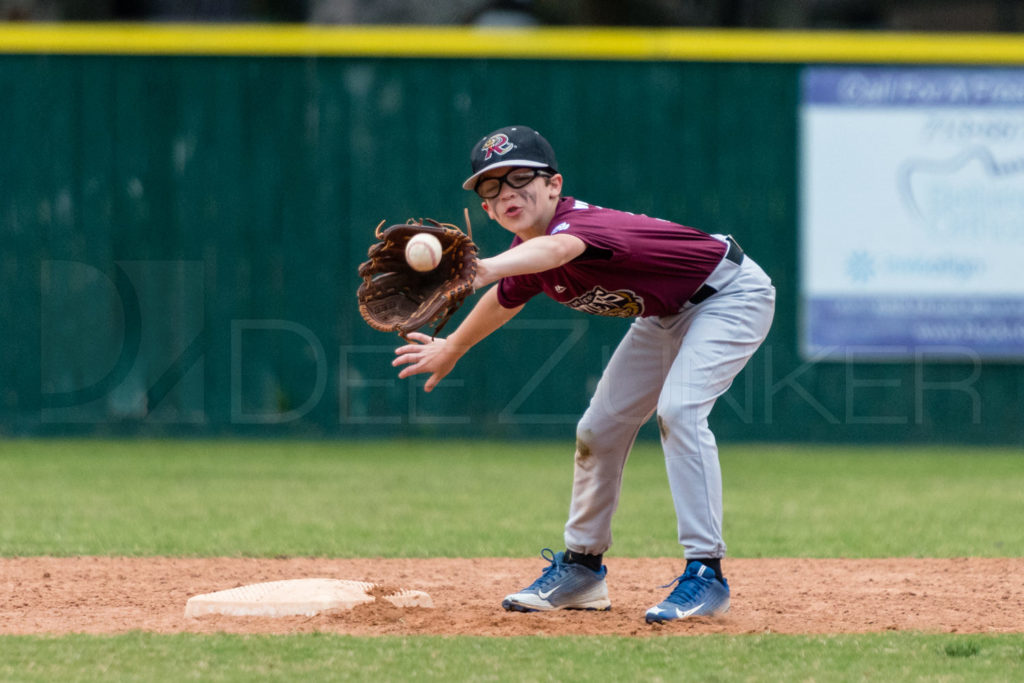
[
  {"xmin": 674, "ymin": 602, "xmax": 705, "ymax": 619},
  {"xmin": 537, "ymin": 587, "xmax": 557, "ymax": 600}
]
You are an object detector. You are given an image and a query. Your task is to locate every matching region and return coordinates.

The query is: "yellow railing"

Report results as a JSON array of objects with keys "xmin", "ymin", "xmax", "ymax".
[{"xmin": 0, "ymin": 23, "xmax": 1023, "ymax": 63}]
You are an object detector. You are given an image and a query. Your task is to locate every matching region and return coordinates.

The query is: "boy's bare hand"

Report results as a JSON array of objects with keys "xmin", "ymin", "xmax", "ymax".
[{"xmin": 393, "ymin": 332, "xmax": 463, "ymax": 392}]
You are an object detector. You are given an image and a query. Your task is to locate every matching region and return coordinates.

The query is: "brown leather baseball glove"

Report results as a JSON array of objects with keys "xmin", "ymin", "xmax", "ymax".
[{"xmin": 357, "ymin": 218, "xmax": 478, "ymax": 339}]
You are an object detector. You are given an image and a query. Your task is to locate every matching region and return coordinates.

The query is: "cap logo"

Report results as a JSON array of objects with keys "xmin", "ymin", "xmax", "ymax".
[{"xmin": 481, "ymin": 133, "xmax": 514, "ymax": 161}]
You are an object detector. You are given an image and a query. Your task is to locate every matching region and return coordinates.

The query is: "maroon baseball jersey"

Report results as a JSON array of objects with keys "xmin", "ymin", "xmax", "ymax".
[{"xmin": 496, "ymin": 197, "xmax": 728, "ymax": 317}]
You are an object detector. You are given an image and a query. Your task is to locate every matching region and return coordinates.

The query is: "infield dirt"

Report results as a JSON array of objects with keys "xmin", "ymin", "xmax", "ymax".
[{"xmin": 3, "ymin": 557, "xmax": 1022, "ymax": 637}]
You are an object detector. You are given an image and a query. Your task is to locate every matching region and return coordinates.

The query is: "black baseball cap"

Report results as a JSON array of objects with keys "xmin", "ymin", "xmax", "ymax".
[{"xmin": 462, "ymin": 125, "xmax": 558, "ymax": 191}]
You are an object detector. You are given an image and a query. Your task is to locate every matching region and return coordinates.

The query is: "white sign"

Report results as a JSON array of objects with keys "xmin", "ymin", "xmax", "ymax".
[{"xmin": 800, "ymin": 67, "xmax": 1024, "ymax": 360}]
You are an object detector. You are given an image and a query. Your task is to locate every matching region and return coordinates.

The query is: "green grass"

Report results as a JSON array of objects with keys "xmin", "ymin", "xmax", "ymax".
[
  {"xmin": 0, "ymin": 632, "xmax": 1022, "ymax": 682},
  {"xmin": 0, "ymin": 439, "xmax": 1021, "ymax": 557},
  {"xmin": 1, "ymin": 439, "xmax": 1022, "ymax": 681},
  {"xmin": 723, "ymin": 444, "xmax": 1024, "ymax": 558}
]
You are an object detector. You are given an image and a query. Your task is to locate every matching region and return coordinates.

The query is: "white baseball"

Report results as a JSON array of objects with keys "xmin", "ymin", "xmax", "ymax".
[{"xmin": 405, "ymin": 233, "xmax": 442, "ymax": 272}]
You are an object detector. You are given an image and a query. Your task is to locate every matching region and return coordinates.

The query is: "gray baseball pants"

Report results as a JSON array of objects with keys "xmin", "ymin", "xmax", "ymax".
[{"xmin": 565, "ymin": 253, "xmax": 775, "ymax": 559}]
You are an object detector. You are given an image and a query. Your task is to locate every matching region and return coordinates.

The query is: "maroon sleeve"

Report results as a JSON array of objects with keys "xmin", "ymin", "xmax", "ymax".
[{"xmin": 496, "ymin": 273, "xmax": 543, "ymax": 309}]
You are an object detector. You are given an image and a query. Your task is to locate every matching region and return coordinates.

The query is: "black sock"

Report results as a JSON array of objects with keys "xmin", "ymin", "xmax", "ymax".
[
  {"xmin": 564, "ymin": 550, "xmax": 603, "ymax": 572},
  {"xmin": 690, "ymin": 557, "xmax": 723, "ymax": 581}
]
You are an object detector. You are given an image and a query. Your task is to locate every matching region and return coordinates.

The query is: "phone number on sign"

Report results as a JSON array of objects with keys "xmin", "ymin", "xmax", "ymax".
[{"xmin": 923, "ymin": 116, "xmax": 1024, "ymax": 143}]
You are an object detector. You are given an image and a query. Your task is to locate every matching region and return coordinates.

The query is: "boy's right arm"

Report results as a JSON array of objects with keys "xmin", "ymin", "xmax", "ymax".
[{"xmin": 393, "ymin": 285, "xmax": 523, "ymax": 392}]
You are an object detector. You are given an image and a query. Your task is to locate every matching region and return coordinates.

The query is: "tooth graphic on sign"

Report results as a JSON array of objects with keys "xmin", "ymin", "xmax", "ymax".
[{"xmin": 898, "ymin": 146, "xmax": 1024, "ymax": 243}]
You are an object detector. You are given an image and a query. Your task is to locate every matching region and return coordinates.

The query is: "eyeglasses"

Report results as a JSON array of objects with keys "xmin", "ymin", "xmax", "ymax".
[{"xmin": 474, "ymin": 167, "xmax": 552, "ymax": 199}]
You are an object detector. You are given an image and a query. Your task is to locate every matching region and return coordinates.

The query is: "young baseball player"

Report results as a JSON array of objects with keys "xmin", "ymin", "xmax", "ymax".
[{"xmin": 393, "ymin": 125, "xmax": 775, "ymax": 622}]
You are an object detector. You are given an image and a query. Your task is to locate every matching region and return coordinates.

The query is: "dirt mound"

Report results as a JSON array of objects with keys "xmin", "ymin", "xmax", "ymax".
[{"xmin": 3, "ymin": 556, "xmax": 1022, "ymax": 636}]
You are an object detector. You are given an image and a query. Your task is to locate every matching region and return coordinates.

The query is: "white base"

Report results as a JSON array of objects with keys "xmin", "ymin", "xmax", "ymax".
[{"xmin": 184, "ymin": 578, "xmax": 433, "ymax": 618}]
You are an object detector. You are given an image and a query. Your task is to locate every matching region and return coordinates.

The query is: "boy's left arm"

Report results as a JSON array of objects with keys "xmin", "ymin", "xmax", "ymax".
[{"xmin": 474, "ymin": 234, "xmax": 586, "ymax": 289}]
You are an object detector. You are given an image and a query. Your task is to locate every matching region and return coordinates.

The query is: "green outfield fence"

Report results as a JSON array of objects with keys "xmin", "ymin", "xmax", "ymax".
[{"xmin": 1, "ymin": 24, "xmax": 1022, "ymax": 443}]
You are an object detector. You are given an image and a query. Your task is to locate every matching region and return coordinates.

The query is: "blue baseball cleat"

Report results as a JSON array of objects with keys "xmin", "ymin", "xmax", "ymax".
[
  {"xmin": 502, "ymin": 548, "xmax": 611, "ymax": 612},
  {"xmin": 645, "ymin": 561, "xmax": 730, "ymax": 623}
]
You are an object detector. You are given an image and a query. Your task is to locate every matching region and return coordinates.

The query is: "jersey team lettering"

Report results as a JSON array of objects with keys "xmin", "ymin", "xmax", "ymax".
[{"xmin": 565, "ymin": 286, "xmax": 644, "ymax": 317}]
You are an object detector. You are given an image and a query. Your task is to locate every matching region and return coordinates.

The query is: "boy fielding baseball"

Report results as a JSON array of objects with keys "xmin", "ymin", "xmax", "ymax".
[{"xmin": 393, "ymin": 125, "xmax": 775, "ymax": 622}]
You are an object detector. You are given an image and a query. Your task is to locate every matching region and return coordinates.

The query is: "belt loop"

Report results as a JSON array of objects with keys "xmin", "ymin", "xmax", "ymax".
[
  {"xmin": 724, "ymin": 235, "xmax": 744, "ymax": 265},
  {"xmin": 688, "ymin": 284, "xmax": 717, "ymax": 306},
  {"xmin": 686, "ymin": 236, "xmax": 745, "ymax": 307}
]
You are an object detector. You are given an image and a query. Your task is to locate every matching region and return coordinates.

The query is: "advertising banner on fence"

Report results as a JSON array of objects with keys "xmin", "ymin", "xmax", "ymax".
[{"xmin": 800, "ymin": 67, "xmax": 1024, "ymax": 361}]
